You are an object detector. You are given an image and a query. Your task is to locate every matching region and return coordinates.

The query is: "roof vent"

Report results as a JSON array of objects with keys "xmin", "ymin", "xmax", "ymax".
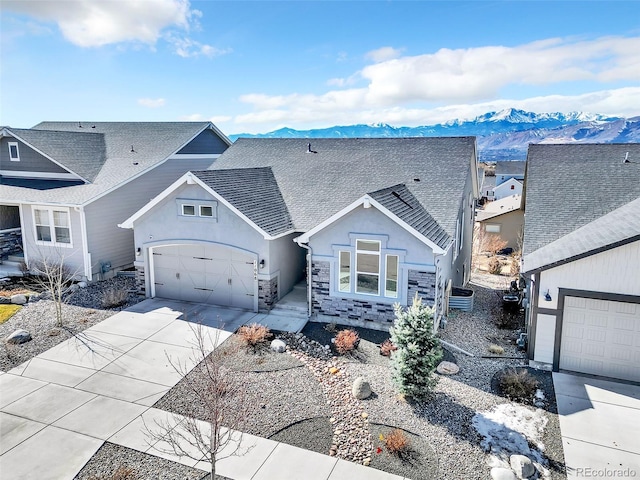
[
  {"xmin": 413, "ymin": 178, "xmax": 420, "ymax": 182},
  {"xmin": 130, "ymin": 145, "xmax": 136, "ymax": 153},
  {"xmin": 307, "ymin": 143, "xmax": 317, "ymax": 154},
  {"xmin": 624, "ymin": 152, "xmax": 630, "ymax": 163},
  {"xmin": 78, "ymin": 122, "xmax": 82, "ymax": 128}
]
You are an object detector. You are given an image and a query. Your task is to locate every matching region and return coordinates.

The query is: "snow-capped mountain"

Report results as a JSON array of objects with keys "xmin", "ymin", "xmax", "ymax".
[{"xmin": 230, "ymin": 109, "xmax": 638, "ymax": 161}]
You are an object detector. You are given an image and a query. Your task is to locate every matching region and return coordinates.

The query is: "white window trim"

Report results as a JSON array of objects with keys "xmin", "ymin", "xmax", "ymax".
[
  {"xmin": 485, "ymin": 223, "xmax": 501, "ymax": 233},
  {"xmin": 338, "ymin": 250, "xmax": 351, "ymax": 293},
  {"xmin": 32, "ymin": 206, "xmax": 73, "ymax": 248},
  {"xmin": 199, "ymin": 205, "xmax": 213, "ymax": 217},
  {"xmin": 181, "ymin": 204, "xmax": 196, "ymax": 216},
  {"xmin": 385, "ymin": 254, "xmax": 399, "ymax": 298},
  {"xmin": 8, "ymin": 142, "xmax": 20, "ymax": 162}
]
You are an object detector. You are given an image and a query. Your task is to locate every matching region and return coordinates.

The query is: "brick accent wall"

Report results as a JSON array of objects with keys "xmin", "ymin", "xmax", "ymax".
[
  {"xmin": 135, "ymin": 264, "xmax": 146, "ymax": 295},
  {"xmin": 311, "ymin": 260, "xmax": 395, "ymax": 324},
  {"xmin": 0, "ymin": 229, "xmax": 22, "ymax": 260},
  {"xmin": 258, "ymin": 276, "xmax": 278, "ymax": 311},
  {"xmin": 407, "ymin": 269, "xmax": 436, "ymax": 306},
  {"xmin": 310, "ymin": 261, "xmax": 438, "ymax": 325}
]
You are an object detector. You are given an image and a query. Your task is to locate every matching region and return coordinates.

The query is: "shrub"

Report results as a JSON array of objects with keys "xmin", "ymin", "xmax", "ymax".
[
  {"xmin": 379, "ymin": 339, "xmax": 397, "ymax": 357},
  {"xmin": 382, "ymin": 429, "xmax": 410, "ymax": 455},
  {"xmin": 499, "ymin": 368, "xmax": 539, "ymax": 402},
  {"xmin": 390, "ymin": 294, "xmax": 443, "ymax": 400},
  {"xmin": 237, "ymin": 323, "xmax": 271, "ymax": 347},
  {"xmin": 488, "ymin": 257, "xmax": 502, "ymax": 275},
  {"xmin": 334, "ymin": 329, "xmax": 359, "ymax": 354},
  {"xmin": 324, "ymin": 321, "xmax": 338, "ymax": 333},
  {"xmin": 101, "ymin": 287, "xmax": 129, "ymax": 308},
  {"xmin": 488, "ymin": 344, "xmax": 505, "ymax": 355}
]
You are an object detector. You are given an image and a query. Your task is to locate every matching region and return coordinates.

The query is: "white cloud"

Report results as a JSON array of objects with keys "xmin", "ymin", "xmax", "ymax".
[
  {"xmin": 230, "ymin": 35, "xmax": 640, "ymax": 132},
  {"xmin": 365, "ymin": 46, "xmax": 404, "ymax": 63},
  {"xmin": 2, "ymin": 0, "xmax": 230, "ymax": 57},
  {"xmin": 231, "ymin": 86, "xmax": 640, "ymax": 133},
  {"xmin": 137, "ymin": 98, "xmax": 166, "ymax": 108}
]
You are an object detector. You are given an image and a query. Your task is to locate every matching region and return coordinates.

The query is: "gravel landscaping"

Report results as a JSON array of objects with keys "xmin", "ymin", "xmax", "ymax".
[{"xmin": 3, "ymin": 271, "xmax": 567, "ymax": 480}]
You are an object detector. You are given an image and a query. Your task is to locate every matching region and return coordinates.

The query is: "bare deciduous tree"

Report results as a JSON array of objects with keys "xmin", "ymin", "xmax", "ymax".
[
  {"xmin": 145, "ymin": 324, "xmax": 253, "ymax": 479},
  {"xmin": 28, "ymin": 250, "xmax": 79, "ymax": 327}
]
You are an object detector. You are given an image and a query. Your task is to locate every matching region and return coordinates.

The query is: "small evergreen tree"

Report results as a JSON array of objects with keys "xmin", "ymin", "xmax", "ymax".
[{"xmin": 390, "ymin": 294, "xmax": 443, "ymax": 400}]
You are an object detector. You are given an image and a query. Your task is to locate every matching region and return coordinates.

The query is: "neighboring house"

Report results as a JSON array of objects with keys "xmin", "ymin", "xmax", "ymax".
[
  {"xmin": 0, "ymin": 122, "xmax": 231, "ymax": 280},
  {"xmin": 522, "ymin": 143, "xmax": 640, "ymax": 383},
  {"xmin": 492, "ymin": 177, "xmax": 523, "ymax": 201},
  {"xmin": 476, "ymin": 194, "xmax": 523, "ymax": 250},
  {"xmin": 495, "ymin": 160, "xmax": 525, "ymax": 186},
  {"xmin": 480, "ymin": 173, "xmax": 496, "ymax": 202},
  {"xmin": 120, "ymin": 137, "xmax": 479, "ymax": 329}
]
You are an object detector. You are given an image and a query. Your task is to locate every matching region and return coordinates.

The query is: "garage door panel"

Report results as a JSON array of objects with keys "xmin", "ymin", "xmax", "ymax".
[
  {"xmin": 561, "ymin": 296, "xmax": 640, "ymax": 383},
  {"xmin": 152, "ymin": 244, "xmax": 256, "ymax": 311}
]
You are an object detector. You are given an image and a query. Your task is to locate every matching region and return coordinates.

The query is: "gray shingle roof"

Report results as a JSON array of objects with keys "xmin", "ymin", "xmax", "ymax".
[
  {"xmin": 496, "ymin": 160, "xmax": 526, "ymax": 176},
  {"xmin": 211, "ymin": 138, "xmax": 476, "ymax": 240},
  {"xmin": 523, "ymin": 144, "xmax": 640, "ymax": 256},
  {"xmin": 523, "ymin": 196, "xmax": 640, "ymax": 272},
  {"xmin": 192, "ymin": 168, "xmax": 294, "ymax": 236},
  {"xmin": 8, "ymin": 128, "xmax": 106, "ymax": 181},
  {"xmin": 369, "ymin": 184, "xmax": 451, "ymax": 249},
  {"xmin": 1, "ymin": 122, "xmax": 211, "ymax": 205}
]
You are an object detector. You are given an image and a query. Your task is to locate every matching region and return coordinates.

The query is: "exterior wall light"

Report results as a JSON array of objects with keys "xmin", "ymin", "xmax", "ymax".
[{"xmin": 544, "ymin": 289, "xmax": 552, "ymax": 302}]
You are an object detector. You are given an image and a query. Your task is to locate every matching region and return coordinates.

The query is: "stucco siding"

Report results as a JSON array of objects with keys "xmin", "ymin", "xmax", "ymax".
[
  {"xmin": 268, "ymin": 233, "xmax": 306, "ymax": 296},
  {"xmin": 85, "ymin": 158, "xmax": 216, "ymax": 279},
  {"xmin": 537, "ymin": 241, "xmax": 640, "ymax": 310},
  {"xmin": 176, "ymin": 129, "xmax": 228, "ymax": 155},
  {"xmin": 310, "ymin": 205, "xmax": 435, "ymax": 265},
  {"xmin": 0, "ymin": 137, "xmax": 69, "ymax": 175},
  {"xmin": 479, "ymin": 210, "xmax": 524, "ymax": 250}
]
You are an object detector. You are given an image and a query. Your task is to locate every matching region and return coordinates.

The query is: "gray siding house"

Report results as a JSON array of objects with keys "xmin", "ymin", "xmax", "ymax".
[
  {"xmin": 121, "ymin": 137, "xmax": 478, "ymax": 329},
  {"xmin": 0, "ymin": 122, "xmax": 231, "ymax": 280},
  {"xmin": 522, "ymin": 144, "xmax": 640, "ymax": 383}
]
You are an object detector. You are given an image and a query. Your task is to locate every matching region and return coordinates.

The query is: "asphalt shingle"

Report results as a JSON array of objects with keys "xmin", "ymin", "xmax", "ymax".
[
  {"xmin": 192, "ymin": 168, "xmax": 294, "ymax": 236},
  {"xmin": 522, "ymin": 143, "xmax": 640, "ymax": 256},
  {"xmin": 211, "ymin": 137, "xmax": 476, "ymax": 240}
]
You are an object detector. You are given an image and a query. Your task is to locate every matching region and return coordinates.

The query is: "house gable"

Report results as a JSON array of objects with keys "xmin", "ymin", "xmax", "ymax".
[{"xmin": 174, "ymin": 128, "xmax": 230, "ymax": 155}]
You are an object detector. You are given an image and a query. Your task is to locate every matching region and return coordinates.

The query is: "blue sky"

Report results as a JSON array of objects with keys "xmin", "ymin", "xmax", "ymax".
[{"xmin": 1, "ymin": 0, "xmax": 639, "ymax": 134}]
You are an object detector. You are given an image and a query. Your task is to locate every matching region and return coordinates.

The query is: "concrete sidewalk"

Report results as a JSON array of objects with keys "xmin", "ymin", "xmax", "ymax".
[
  {"xmin": 553, "ymin": 372, "xmax": 640, "ymax": 480},
  {"xmin": 0, "ymin": 300, "xmax": 404, "ymax": 480}
]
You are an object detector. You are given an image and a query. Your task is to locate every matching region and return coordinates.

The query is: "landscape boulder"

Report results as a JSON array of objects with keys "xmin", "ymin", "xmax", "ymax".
[
  {"xmin": 436, "ymin": 361, "xmax": 460, "ymax": 375},
  {"xmin": 6, "ymin": 329, "xmax": 32, "ymax": 345},
  {"xmin": 510, "ymin": 454, "xmax": 535, "ymax": 479},
  {"xmin": 10, "ymin": 294, "xmax": 27, "ymax": 305},
  {"xmin": 352, "ymin": 377, "xmax": 372, "ymax": 399},
  {"xmin": 490, "ymin": 467, "xmax": 517, "ymax": 480},
  {"xmin": 270, "ymin": 339, "xmax": 286, "ymax": 353}
]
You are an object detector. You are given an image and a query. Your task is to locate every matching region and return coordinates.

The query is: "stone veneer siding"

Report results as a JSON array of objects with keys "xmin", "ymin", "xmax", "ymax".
[
  {"xmin": 311, "ymin": 260, "xmax": 436, "ymax": 325},
  {"xmin": 0, "ymin": 229, "xmax": 22, "ymax": 260},
  {"xmin": 258, "ymin": 277, "xmax": 278, "ymax": 311},
  {"xmin": 135, "ymin": 265, "xmax": 146, "ymax": 295}
]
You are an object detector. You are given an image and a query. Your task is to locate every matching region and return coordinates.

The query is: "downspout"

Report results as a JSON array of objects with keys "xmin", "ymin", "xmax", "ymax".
[
  {"xmin": 75, "ymin": 206, "xmax": 91, "ymax": 281},
  {"xmin": 295, "ymin": 239, "xmax": 313, "ymax": 318}
]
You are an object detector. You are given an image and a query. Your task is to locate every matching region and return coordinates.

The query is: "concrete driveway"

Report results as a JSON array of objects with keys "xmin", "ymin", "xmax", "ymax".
[{"xmin": 553, "ymin": 372, "xmax": 640, "ymax": 479}]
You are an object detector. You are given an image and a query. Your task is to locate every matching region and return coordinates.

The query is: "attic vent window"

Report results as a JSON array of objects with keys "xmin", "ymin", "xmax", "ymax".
[{"xmin": 8, "ymin": 142, "xmax": 20, "ymax": 161}]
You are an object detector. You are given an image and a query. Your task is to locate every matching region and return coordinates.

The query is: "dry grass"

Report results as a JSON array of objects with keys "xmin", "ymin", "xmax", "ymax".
[
  {"xmin": 0, "ymin": 304, "xmax": 21, "ymax": 325},
  {"xmin": 487, "ymin": 257, "xmax": 503, "ymax": 275},
  {"xmin": 334, "ymin": 328, "xmax": 359, "ymax": 354},
  {"xmin": 499, "ymin": 368, "xmax": 539, "ymax": 402},
  {"xmin": 487, "ymin": 344, "xmax": 505, "ymax": 355},
  {"xmin": 382, "ymin": 429, "xmax": 410, "ymax": 455},
  {"xmin": 237, "ymin": 323, "xmax": 271, "ymax": 347},
  {"xmin": 379, "ymin": 338, "xmax": 397, "ymax": 357}
]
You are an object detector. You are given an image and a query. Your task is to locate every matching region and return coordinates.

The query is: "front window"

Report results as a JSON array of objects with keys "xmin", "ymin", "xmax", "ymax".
[
  {"xmin": 339, "ymin": 251, "xmax": 350, "ymax": 292},
  {"xmin": 356, "ymin": 240, "xmax": 380, "ymax": 295},
  {"xmin": 385, "ymin": 255, "xmax": 398, "ymax": 297},
  {"xmin": 34, "ymin": 208, "xmax": 71, "ymax": 245},
  {"xmin": 8, "ymin": 142, "xmax": 19, "ymax": 161},
  {"xmin": 182, "ymin": 204, "xmax": 195, "ymax": 216}
]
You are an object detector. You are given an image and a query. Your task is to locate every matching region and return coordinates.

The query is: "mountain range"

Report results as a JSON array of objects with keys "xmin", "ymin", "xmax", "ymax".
[{"xmin": 230, "ymin": 108, "xmax": 640, "ymax": 162}]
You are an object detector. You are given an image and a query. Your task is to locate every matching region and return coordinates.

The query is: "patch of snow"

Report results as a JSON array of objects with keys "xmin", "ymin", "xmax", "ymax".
[{"xmin": 473, "ymin": 403, "xmax": 550, "ymax": 477}]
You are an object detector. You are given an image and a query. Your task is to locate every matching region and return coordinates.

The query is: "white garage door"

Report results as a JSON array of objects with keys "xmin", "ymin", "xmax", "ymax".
[
  {"xmin": 152, "ymin": 244, "xmax": 256, "ymax": 310},
  {"xmin": 561, "ymin": 296, "xmax": 640, "ymax": 382}
]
